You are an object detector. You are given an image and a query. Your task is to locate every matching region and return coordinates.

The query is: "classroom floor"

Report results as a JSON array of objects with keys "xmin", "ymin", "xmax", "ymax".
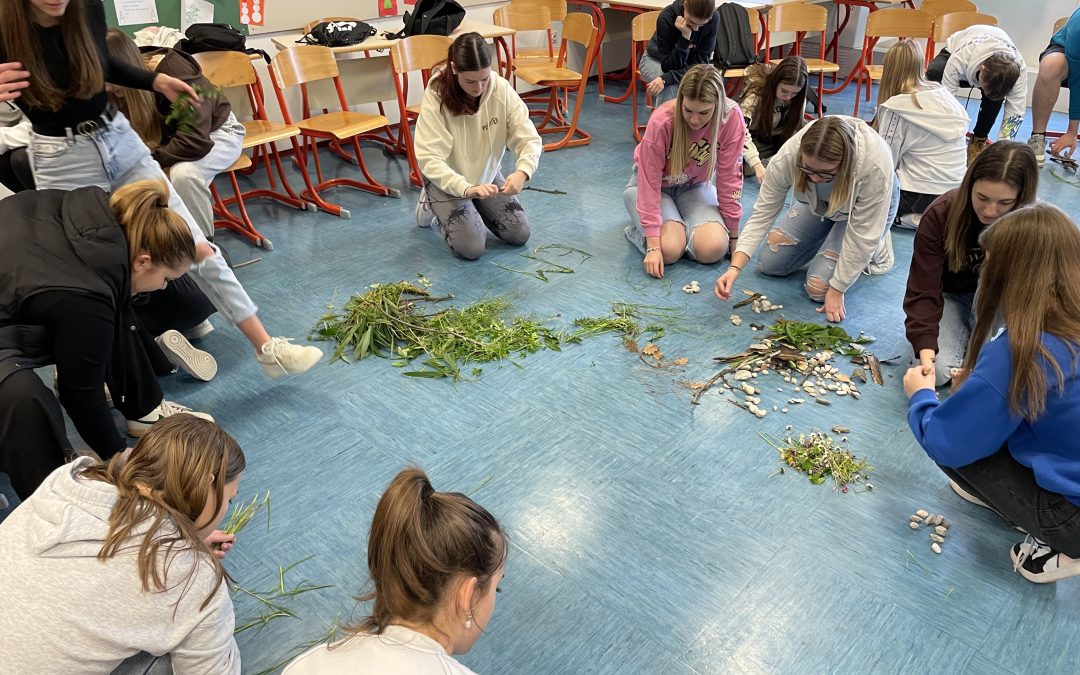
[{"xmin": 4, "ymin": 73, "xmax": 1080, "ymax": 674}]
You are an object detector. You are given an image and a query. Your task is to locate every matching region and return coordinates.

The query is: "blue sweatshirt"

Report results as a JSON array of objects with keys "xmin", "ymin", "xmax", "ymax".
[
  {"xmin": 1051, "ymin": 8, "xmax": 1080, "ymax": 121},
  {"xmin": 908, "ymin": 331, "xmax": 1080, "ymax": 506}
]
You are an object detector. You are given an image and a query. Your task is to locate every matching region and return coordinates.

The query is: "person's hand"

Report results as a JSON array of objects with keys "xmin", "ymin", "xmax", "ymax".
[
  {"xmin": 195, "ymin": 241, "xmax": 217, "ymax": 263},
  {"xmin": 714, "ymin": 267, "xmax": 740, "ymax": 300},
  {"xmin": 753, "ymin": 163, "xmax": 766, "ymax": 183},
  {"xmin": 205, "ymin": 530, "xmax": 236, "ymax": 559},
  {"xmin": 466, "ymin": 183, "xmax": 499, "ymax": 199},
  {"xmin": 501, "ymin": 171, "xmax": 527, "ymax": 196},
  {"xmin": 152, "ymin": 73, "xmax": 199, "ymax": 103},
  {"xmin": 647, "ymin": 77, "xmax": 664, "ymax": 98},
  {"xmin": 903, "ymin": 364, "xmax": 936, "ymax": 398},
  {"xmin": 0, "ymin": 62, "xmax": 30, "ymax": 102},
  {"xmin": 918, "ymin": 348, "xmax": 936, "ymax": 375},
  {"xmin": 816, "ymin": 286, "xmax": 846, "ymax": 322},
  {"xmin": 674, "ymin": 15, "xmax": 692, "ymax": 40},
  {"xmin": 644, "ymin": 248, "xmax": 664, "ymax": 278},
  {"xmin": 1050, "ymin": 131, "xmax": 1078, "ymax": 158}
]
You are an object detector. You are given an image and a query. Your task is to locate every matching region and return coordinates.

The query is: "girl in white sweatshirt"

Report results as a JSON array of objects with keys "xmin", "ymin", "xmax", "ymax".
[
  {"xmin": 874, "ymin": 39, "xmax": 969, "ymax": 229},
  {"xmin": 715, "ymin": 116, "xmax": 899, "ymax": 323},
  {"xmin": 413, "ymin": 32, "xmax": 543, "ymax": 260}
]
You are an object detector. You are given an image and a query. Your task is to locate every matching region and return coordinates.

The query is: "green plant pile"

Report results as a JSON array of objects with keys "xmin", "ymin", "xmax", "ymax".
[
  {"xmin": 165, "ymin": 83, "xmax": 224, "ymax": 136},
  {"xmin": 760, "ymin": 431, "xmax": 873, "ymax": 493},
  {"xmin": 767, "ymin": 318, "xmax": 874, "ymax": 355}
]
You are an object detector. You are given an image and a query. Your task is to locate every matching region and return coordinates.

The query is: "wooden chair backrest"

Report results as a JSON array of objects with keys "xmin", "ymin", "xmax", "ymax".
[
  {"xmin": 272, "ymin": 46, "xmax": 338, "ymax": 90},
  {"xmin": 632, "ymin": 10, "xmax": 660, "ymax": 42},
  {"xmin": 920, "ymin": 0, "xmax": 977, "ymax": 18},
  {"xmin": 865, "ymin": 8, "xmax": 935, "ymax": 39},
  {"xmin": 933, "ymin": 11, "xmax": 998, "ymax": 43},
  {"xmin": 301, "ymin": 16, "xmax": 361, "ymax": 34},
  {"xmin": 511, "ymin": 0, "xmax": 567, "ymax": 22},
  {"xmin": 562, "ymin": 11, "xmax": 596, "ymax": 49},
  {"xmin": 768, "ymin": 3, "xmax": 827, "ymax": 34},
  {"xmin": 194, "ymin": 51, "xmax": 258, "ymax": 119},
  {"xmin": 494, "ymin": 4, "xmax": 552, "ymax": 32},
  {"xmin": 1054, "ymin": 16, "xmax": 1069, "ymax": 33},
  {"xmin": 390, "ymin": 34, "xmax": 454, "ymax": 74}
]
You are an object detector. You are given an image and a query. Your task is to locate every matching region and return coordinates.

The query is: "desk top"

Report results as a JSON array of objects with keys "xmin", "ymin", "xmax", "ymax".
[
  {"xmin": 603, "ymin": 0, "xmax": 827, "ymax": 12},
  {"xmin": 271, "ymin": 19, "xmax": 514, "ymax": 54}
]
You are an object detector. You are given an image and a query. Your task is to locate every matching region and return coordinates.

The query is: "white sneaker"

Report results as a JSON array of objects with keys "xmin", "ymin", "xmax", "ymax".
[
  {"xmin": 127, "ymin": 400, "xmax": 214, "ymax": 437},
  {"xmin": 415, "ymin": 189, "xmax": 436, "ymax": 228},
  {"xmin": 256, "ymin": 337, "xmax": 323, "ymax": 379},
  {"xmin": 156, "ymin": 330, "xmax": 218, "ymax": 382},
  {"xmin": 1028, "ymin": 133, "xmax": 1046, "ymax": 168},
  {"xmin": 183, "ymin": 319, "xmax": 215, "ymax": 340}
]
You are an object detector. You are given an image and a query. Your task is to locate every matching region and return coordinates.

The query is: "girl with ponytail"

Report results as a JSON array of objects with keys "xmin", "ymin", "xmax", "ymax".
[
  {"xmin": 286, "ymin": 467, "xmax": 507, "ymax": 673},
  {"xmin": 0, "ymin": 414, "xmax": 244, "ymax": 672}
]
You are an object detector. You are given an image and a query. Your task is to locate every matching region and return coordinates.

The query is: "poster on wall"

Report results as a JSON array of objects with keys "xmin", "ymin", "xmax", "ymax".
[
  {"xmin": 239, "ymin": 0, "xmax": 265, "ymax": 26},
  {"xmin": 181, "ymin": 0, "xmax": 215, "ymax": 32},
  {"xmin": 379, "ymin": 0, "xmax": 399, "ymax": 17},
  {"xmin": 115, "ymin": 0, "xmax": 158, "ymax": 25}
]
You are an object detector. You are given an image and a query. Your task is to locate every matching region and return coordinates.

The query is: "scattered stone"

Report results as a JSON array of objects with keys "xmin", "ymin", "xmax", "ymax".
[
  {"xmin": 932, "ymin": 514, "xmax": 944, "ymax": 526},
  {"xmin": 909, "ymin": 522, "xmax": 920, "ymax": 530},
  {"xmin": 734, "ymin": 370, "xmax": 753, "ymax": 381},
  {"xmin": 909, "ymin": 515, "xmax": 923, "ymax": 523},
  {"xmin": 934, "ymin": 525, "xmax": 947, "ymax": 536},
  {"xmin": 930, "ymin": 534, "xmax": 945, "ymax": 543},
  {"xmin": 730, "ymin": 315, "xmax": 743, "ymax": 326},
  {"xmin": 940, "ymin": 518, "xmax": 950, "ymax": 528},
  {"xmin": 916, "ymin": 510, "xmax": 929, "ymax": 518},
  {"xmin": 832, "ymin": 426, "xmax": 851, "ymax": 434},
  {"xmin": 931, "ymin": 543, "xmax": 942, "ymax": 554},
  {"xmin": 781, "ymin": 407, "xmax": 789, "ymax": 413}
]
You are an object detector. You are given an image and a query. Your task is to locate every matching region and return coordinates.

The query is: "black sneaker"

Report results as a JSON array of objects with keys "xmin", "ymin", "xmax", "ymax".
[{"xmin": 1010, "ymin": 535, "xmax": 1080, "ymax": 583}]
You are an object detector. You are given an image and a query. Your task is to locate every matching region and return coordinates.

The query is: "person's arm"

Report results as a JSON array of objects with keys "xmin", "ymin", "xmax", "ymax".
[
  {"xmin": 635, "ymin": 126, "xmax": 671, "ymax": 240},
  {"xmin": 169, "ymin": 575, "xmax": 241, "ymax": 675},
  {"xmin": 829, "ymin": 163, "xmax": 892, "ymax": 293},
  {"xmin": 998, "ymin": 66, "xmax": 1027, "ymax": 140},
  {"xmin": 940, "ymin": 53, "xmax": 962, "ymax": 94},
  {"xmin": 413, "ymin": 83, "xmax": 471, "ymax": 197},
  {"xmin": 504, "ymin": 82, "xmax": 542, "ymax": 182},
  {"xmin": 650, "ymin": 11, "xmax": 692, "ymax": 85},
  {"xmin": 903, "ymin": 203, "xmax": 948, "ymax": 362},
  {"xmin": 714, "ymin": 111, "xmax": 745, "ymax": 239}
]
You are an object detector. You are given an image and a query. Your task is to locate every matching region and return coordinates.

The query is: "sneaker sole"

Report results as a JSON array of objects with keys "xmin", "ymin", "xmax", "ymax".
[
  {"xmin": 127, "ymin": 410, "xmax": 215, "ymax": 438},
  {"xmin": 156, "ymin": 330, "xmax": 218, "ymax": 382},
  {"xmin": 1010, "ymin": 546, "xmax": 1080, "ymax": 583},
  {"xmin": 949, "ymin": 480, "xmax": 988, "ymax": 508}
]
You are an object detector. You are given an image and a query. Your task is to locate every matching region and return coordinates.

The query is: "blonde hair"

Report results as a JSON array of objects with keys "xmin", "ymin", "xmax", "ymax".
[
  {"xmin": 666, "ymin": 64, "xmax": 727, "ymax": 183},
  {"xmin": 793, "ymin": 117, "xmax": 857, "ymax": 216},
  {"xmin": 105, "ymin": 28, "xmax": 163, "ymax": 149},
  {"xmin": 109, "ymin": 179, "xmax": 196, "ymax": 269},
  {"xmin": 873, "ymin": 39, "xmax": 930, "ymax": 129}
]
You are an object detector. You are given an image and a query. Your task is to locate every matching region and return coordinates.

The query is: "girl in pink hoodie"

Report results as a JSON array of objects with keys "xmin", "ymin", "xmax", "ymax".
[{"xmin": 624, "ymin": 64, "xmax": 745, "ymax": 279}]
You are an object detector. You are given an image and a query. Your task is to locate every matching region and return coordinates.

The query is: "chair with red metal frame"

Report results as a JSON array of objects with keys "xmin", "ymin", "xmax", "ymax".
[
  {"xmin": 629, "ymin": 11, "xmax": 660, "ymax": 143},
  {"xmin": 764, "ymin": 3, "xmax": 838, "ymax": 117},
  {"xmin": 269, "ymin": 46, "xmax": 400, "ymax": 219},
  {"xmin": 194, "ymin": 50, "xmax": 309, "ymax": 250},
  {"xmin": 920, "ymin": 0, "xmax": 977, "ymax": 63},
  {"xmin": 515, "ymin": 12, "xmax": 599, "ymax": 151},
  {"xmin": 852, "ymin": 8, "xmax": 935, "ymax": 116},
  {"xmin": 494, "ymin": 3, "xmax": 554, "ymax": 84},
  {"xmin": 511, "ymin": 0, "xmax": 567, "ymax": 61},
  {"xmin": 720, "ymin": 7, "xmax": 761, "ymax": 97},
  {"xmin": 389, "ymin": 35, "xmax": 455, "ymax": 188}
]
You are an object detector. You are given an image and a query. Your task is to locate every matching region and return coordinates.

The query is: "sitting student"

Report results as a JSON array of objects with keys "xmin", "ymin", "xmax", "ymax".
[
  {"xmin": 873, "ymin": 39, "xmax": 969, "ymax": 229},
  {"xmin": 105, "ymin": 28, "xmax": 245, "ymax": 240},
  {"xmin": 905, "ymin": 203, "xmax": 1080, "ymax": 584},
  {"xmin": 624, "ymin": 64, "xmax": 744, "ymax": 279},
  {"xmin": 284, "ymin": 466, "xmax": 506, "ymax": 673},
  {"xmin": 641, "ymin": 0, "xmax": 719, "ymax": 105},
  {"xmin": 926, "ymin": 24, "xmax": 1026, "ymax": 163},
  {"xmin": 1028, "ymin": 8, "xmax": 1080, "ymax": 167},
  {"xmin": 0, "ymin": 414, "xmax": 242, "ymax": 671},
  {"xmin": 714, "ymin": 116, "xmax": 899, "ymax": 323},
  {"xmin": 0, "ymin": 101, "xmax": 32, "ymax": 193},
  {"xmin": 739, "ymin": 55, "xmax": 810, "ymax": 183},
  {"xmin": 0, "ymin": 180, "xmax": 214, "ymax": 500},
  {"xmin": 904, "ymin": 141, "xmax": 1036, "ymax": 388}
]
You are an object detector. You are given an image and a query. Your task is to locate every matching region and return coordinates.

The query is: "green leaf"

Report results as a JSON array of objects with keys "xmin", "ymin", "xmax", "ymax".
[{"xmin": 403, "ymin": 370, "xmax": 447, "ymax": 378}]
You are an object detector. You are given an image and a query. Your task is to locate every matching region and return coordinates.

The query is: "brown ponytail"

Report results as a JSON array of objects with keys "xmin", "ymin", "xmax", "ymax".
[
  {"xmin": 430, "ymin": 32, "xmax": 491, "ymax": 117},
  {"xmin": 109, "ymin": 179, "xmax": 195, "ymax": 269}
]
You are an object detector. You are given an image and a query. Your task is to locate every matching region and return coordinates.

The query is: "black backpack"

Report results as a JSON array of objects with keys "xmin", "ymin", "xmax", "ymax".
[
  {"xmin": 713, "ymin": 4, "xmax": 758, "ymax": 71},
  {"xmin": 177, "ymin": 23, "xmax": 270, "ymax": 63},
  {"xmin": 385, "ymin": 0, "xmax": 466, "ymax": 39},
  {"xmin": 297, "ymin": 20, "xmax": 378, "ymax": 47}
]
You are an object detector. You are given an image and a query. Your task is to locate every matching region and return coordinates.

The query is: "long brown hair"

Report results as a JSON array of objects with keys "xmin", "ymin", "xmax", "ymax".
[
  {"xmin": 957, "ymin": 203, "xmax": 1080, "ymax": 421},
  {"xmin": 431, "ymin": 32, "xmax": 490, "ymax": 117},
  {"xmin": 666, "ymin": 64, "xmax": 726, "ymax": 183},
  {"xmin": 110, "ymin": 179, "xmax": 196, "ymax": 269},
  {"xmin": 792, "ymin": 117, "xmax": 857, "ymax": 215},
  {"xmin": 105, "ymin": 28, "xmax": 163, "ymax": 149},
  {"xmin": 872, "ymin": 39, "xmax": 929, "ymax": 129},
  {"xmin": 0, "ymin": 0, "xmax": 104, "ymax": 111},
  {"xmin": 943, "ymin": 140, "xmax": 1037, "ymax": 272},
  {"xmin": 350, "ymin": 467, "xmax": 507, "ymax": 640},
  {"xmin": 79, "ymin": 415, "xmax": 246, "ymax": 610},
  {"xmin": 742, "ymin": 55, "xmax": 807, "ymax": 142}
]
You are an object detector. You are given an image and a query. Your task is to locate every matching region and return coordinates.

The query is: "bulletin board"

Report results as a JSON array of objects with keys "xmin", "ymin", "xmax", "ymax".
[
  {"xmin": 246, "ymin": 0, "xmax": 493, "ymax": 35},
  {"xmin": 105, "ymin": 0, "xmax": 248, "ymax": 36}
]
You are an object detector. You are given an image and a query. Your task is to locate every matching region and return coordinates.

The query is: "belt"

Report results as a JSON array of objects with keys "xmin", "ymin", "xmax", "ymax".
[{"xmin": 31, "ymin": 104, "xmax": 119, "ymax": 138}]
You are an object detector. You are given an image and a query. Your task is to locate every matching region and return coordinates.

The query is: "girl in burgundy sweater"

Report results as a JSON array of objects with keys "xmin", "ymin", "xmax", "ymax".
[
  {"xmin": 903, "ymin": 141, "xmax": 1037, "ymax": 387},
  {"xmin": 624, "ymin": 64, "xmax": 744, "ymax": 279}
]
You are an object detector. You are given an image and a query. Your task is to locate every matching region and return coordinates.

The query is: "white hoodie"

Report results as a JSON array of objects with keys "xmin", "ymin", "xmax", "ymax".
[
  {"xmin": 736, "ymin": 115, "xmax": 896, "ymax": 293},
  {"xmin": 414, "ymin": 71, "xmax": 542, "ymax": 198},
  {"xmin": 0, "ymin": 458, "xmax": 240, "ymax": 674},
  {"xmin": 876, "ymin": 85, "xmax": 969, "ymax": 195},
  {"xmin": 942, "ymin": 25, "xmax": 1027, "ymax": 139}
]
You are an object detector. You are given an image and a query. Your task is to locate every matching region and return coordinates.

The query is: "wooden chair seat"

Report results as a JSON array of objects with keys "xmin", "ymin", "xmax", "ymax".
[
  {"xmin": 516, "ymin": 65, "xmax": 582, "ymax": 85},
  {"xmin": 227, "ymin": 154, "xmax": 253, "ymax": 172},
  {"xmin": 804, "ymin": 58, "xmax": 840, "ymax": 74},
  {"xmin": 241, "ymin": 119, "xmax": 301, "ymax": 147},
  {"xmin": 405, "ymin": 102, "xmax": 422, "ymax": 116},
  {"xmin": 866, "ymin": 64, "xmax": 883, "ymax": 81},
  {"xmin": 722, "ymin": 67, "xmax": 750, "ymax": 80},
  {"xmin": 296, "ymin": 111, "xmax": 392, "ymax": 140}
]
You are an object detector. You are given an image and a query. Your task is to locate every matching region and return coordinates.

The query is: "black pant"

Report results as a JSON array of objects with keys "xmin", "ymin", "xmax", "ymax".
[
  {"xmin": 0, "ymin": 147, "xmax": 34, "ymax": 194},
  {"xmin": 0, "ymin": 369, "xmax": 71, "ymax": 500},
  {"xmin": 132, "ymin": 274, "xmax": 216, "ymax": 339},
  {"xmin": 927, "ymin": 48, "xmax": 1002, "ymax": 139},
  {"xmin": 939, "ymin": 447, "xmax": 1080, "ymax": 557},
  {"xmin": 897, "ymin": 190, "xmax": 939, "ymax": 225}
]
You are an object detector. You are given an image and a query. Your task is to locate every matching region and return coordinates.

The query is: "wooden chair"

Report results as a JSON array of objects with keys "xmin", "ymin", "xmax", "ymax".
[
  {"xmin": 765, "ymin": 4, "xmax": 838, "ymax": 117},
  {"xmin": 720, "ymin": 7, "xmax": 761, "ymax": 97},
  {"xmin": 515, "ymin": 12, "xmax": 598, "ymax": 151},
  {"xmin": 493, "ymin": 4, "xmax": 554, "ymax": 85},
  {"xmin": 630, "ymin": 10, "xmax": 659, "ymax": 143},
  {"xmin": 932, "ymin": 11, "xmax": 998, "ymax": 47},
  {"xmin": 920, "ymin": 0, "xmax": 978, "ymax": 62},
  {"xmin": 511, "ymin": 0, "xmax": 567, "ymax": 59},
  {"xmin": 389, "ymin": 35, "xmax": 455, "ymax": 188},
  {"xmin": 194, "ymin": 51, "xmax": 309, "ymax": 250},
  {"xmin": 269, "ymin": 46, "xmax": 398, "ymax": 219},
  {"xmin": 852, "ymin": 8, "xmax": 935, "ymax": 116},
  {"xmin": 1054, "ymin": 16, "xmax": 1069, "ymax": 33}
]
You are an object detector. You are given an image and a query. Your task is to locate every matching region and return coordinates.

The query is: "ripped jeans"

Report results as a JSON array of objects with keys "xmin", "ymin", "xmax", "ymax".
[{"xmin": 757, "ymin": 180, "xmax": 900, "ymax": 300}]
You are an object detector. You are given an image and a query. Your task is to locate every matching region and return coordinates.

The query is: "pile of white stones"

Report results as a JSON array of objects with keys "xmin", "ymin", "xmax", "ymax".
[
  {"xmin": 909, "ymin": 509, "xmax": 950, "ymax": 554},
  {"xmin": 682, "ymin": 280, "xmax": 702, "ymax": 294}
]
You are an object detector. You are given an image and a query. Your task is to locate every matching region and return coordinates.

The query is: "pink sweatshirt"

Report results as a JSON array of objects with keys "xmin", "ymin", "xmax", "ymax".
[{"xmin": 633, "ymin": 100, "xmax": 745, "ymax": 239}]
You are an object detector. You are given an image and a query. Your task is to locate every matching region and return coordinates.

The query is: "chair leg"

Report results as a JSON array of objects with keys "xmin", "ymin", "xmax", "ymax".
[{"xmin": 537, "ymin": 82, "xmax": 592, "ymax": 151}]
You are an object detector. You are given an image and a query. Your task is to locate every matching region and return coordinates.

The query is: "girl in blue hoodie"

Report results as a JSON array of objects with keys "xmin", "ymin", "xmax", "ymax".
[{"xmin": 905, "ymin": 203, "xmax": 1080, "ymax": 584}]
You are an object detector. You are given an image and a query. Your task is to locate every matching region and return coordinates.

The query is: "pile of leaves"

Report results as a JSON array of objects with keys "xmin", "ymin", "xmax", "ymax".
[
  {"xmin": 767, "ymin": 318, "xmax": 874, "ymax": 355},
  {"xmin": 760, "ymin": 430, "xmax": 873, "ymax": 493},
  {"xmin": 165, "ymin": 83, "xmax": 224, "ymax": 136}
]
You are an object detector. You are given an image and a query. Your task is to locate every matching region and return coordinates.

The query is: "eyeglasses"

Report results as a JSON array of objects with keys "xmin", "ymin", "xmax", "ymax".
[{"xmin": 797, "ymin": 162, "xmax": 837, "ymax": 180}]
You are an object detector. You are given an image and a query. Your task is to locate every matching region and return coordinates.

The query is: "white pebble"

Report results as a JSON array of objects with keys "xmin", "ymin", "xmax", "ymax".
[
  {"xmin": 781, "ymin": 408, "xmax": 789, "ymax": 413},
  {"xmin": 930, "ymin": 534, "xmax": 945, "ymax": 543},
  {"xmin": 932, "ymin": 543, "xmax": 942, "ymax": 554},
  {"xmin": 934, "ymin": 526, "xmax": 947, "ymax": 536},
  {"xmin": 909, "ymin": 522, "xmax": 920, "ymax": 530},
  {"xmin": 916, "ymin": 510, "xmax": 929, "ymax": 518},
  {"xmin": 734, "ymin": 370, "xmax": 753, "ymax": 381}
]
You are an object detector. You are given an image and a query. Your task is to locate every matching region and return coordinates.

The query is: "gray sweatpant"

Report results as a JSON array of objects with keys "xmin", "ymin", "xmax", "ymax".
[{"xmin": 421, "ymin": 172, "xmax": 530, "ymax": 260}]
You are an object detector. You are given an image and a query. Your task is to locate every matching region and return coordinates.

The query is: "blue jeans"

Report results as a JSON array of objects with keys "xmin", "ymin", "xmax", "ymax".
[
  {"xmin": 28, "ymin": 113, "xmax": 258, "ymax": 325},
  {"xmin": 638, "ymin": 52, "xmax": 678, "ymax": 105},
  {"xmin": 909, "ymin": 292, "xmax": 975, "ymax": 387},
  {"xmin": 169, "ymin": 113, "xmax": 246, "ymax": 239}
]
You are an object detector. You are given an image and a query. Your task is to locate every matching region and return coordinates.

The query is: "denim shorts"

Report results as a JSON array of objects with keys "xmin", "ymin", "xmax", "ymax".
[{"xmin": 623, "ymin": 170, "xmax": 725, "ymax": 261}]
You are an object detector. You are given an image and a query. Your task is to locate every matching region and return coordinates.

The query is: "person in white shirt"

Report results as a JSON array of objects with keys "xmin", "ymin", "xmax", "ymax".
[
  {"xmin": 873, "ymin": 39, "xmax": 969, "ymax": 229},
  {"xmin": 285, "ymin": 467, "xmax": 507, "ymax": 675},
  {"xmin": 413, "ymin": 32, "xmax": 543, "ymax": 260},
  {"xmin": 926, "ymin": 25, "xmax": 1026, "ymax": 164}
]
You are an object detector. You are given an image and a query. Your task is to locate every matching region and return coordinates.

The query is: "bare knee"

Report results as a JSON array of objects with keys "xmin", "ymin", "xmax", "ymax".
[
  {"xmin": 660, "ymin": 220, "xmax": 687, "ymax": 263},
  {"xmin": 1038, "ymin": 53, "xmax": 1069, "ymax": 83},
  {"xmin": 690, "ymin": 222, "xmax": 729, "ymax": 264},
  {"xmin": 804, "ymin": 275, "xmax": 830, "ymax": 301},
  {"xmin": 766, "ymin": 228, "xmax": 796, "ymax": 252}
]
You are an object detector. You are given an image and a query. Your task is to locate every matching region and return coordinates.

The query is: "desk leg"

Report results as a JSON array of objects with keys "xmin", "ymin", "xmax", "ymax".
[
  {"xmin": 569, "ymin": 0, "xmax": 607, "ymax": 97},
  {"xmin": 602, "ymin": 4, "xmax": 644, "ymax": 104}
]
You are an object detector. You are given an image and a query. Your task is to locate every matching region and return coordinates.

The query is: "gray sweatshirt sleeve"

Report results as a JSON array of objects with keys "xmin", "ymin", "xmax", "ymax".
[
  {"xmin": 830, "ymin": 162, "xmax": 893, "ymax": 292},
  {"xmin": 170, "ymin": 581, "xmax": 241, "ymax": 675}
]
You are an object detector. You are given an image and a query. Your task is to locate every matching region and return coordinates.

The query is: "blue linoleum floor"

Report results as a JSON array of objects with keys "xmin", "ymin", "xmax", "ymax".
[{"xmin": 4, "ymin": 72, "xmax": 1080, "ymax": 674}]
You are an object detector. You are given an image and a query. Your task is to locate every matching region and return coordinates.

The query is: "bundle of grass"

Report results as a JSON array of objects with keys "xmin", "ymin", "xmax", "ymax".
[{"xmin": 759, "ymin": 431, "xmax": 873, "ymax": 493}]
